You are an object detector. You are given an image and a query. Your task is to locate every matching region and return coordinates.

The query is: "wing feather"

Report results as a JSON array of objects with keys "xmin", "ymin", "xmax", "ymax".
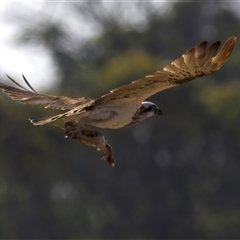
[
  {"xmin": 0, "ymin": 75, "xmax": 93, "ymax": 110},
  {"xmin": 94, "ymin": 36, "xmax": 236, "ymax": 105}
]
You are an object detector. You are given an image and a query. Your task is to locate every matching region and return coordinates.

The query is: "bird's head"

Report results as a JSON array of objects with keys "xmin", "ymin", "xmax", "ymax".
[{"xmin": 139, "ymin": 101, "xmax": 162, "ymax": 119}]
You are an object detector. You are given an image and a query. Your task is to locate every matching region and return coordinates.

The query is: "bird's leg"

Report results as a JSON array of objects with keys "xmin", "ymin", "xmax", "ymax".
[
  {"xmin": 64, "ymin": 121, "xmax": 116, "ymax": 167},
  {"xmin": 80, "ymin": 128, "xmax": 115, "ymax": 167},
  {"xmin": 65, "ymin": 121, "xmax": 105, "ymax": 144},
  {"xmin": 65, "ymin": 121, "xmax": 79, "ymax": 139},
  {"xmin": 65, "ymin": 120, "xmax": 96, "ymax": 139},
  {"xmin": 82, "ymin": 129, "xmax": 102, "ymax": 138}
]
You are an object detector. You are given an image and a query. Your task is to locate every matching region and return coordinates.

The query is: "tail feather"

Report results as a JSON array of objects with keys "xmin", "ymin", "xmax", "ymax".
[
  {"xmin": 30, "ymin": 112, "xmax": 67, "ymax": 125},
  {"xmin": 30, "ymin": 107, "xmax": 89, "ymax": 126}
]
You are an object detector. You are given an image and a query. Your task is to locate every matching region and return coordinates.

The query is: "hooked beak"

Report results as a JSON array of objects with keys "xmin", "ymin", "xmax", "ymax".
[{"xmin": 155, "ymin": 108, "xmax": 163, "ymax": 115}]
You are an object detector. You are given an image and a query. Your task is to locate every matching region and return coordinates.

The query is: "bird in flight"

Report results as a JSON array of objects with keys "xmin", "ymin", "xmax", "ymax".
[{"xmin": 0, "ymin": 36, "xmax": 237, "ymax": 167}]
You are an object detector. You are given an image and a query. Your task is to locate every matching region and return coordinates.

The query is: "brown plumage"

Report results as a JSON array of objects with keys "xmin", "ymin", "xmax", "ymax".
[
  {"xmin": 0, "ymin": 36, "xmax": 236, "ymax": 126},
  {"xmin": 0, "ymin": 36, "xmax": 237, "ymax": 166}
]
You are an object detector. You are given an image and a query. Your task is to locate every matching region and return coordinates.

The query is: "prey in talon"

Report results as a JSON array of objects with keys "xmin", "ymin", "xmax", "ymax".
[{"xmin": 64, "ymin": 121, "xmax": 116, "ymax": 167}]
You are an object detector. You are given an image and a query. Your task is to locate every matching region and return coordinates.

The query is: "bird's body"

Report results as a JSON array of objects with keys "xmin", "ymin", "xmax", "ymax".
[
  {"xmin": 68, "ymin": 102, "xmax": 140, "ymax": 129},
  {"xmin": 59, "ymin": 101, "xmax": 161, "ymax": 129},
  {"xmin": 0, "ymin": 36, "xmax": 237, "ymax": 166},
  {"xmin": 85, "ymin": 103, "xmax": 139, "ymax": 129}
]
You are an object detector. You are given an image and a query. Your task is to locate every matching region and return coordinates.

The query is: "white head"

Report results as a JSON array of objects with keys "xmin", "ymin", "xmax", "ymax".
[{"xmin": 139, "ymin": 101, "xmax": 162, "ymax": 119}]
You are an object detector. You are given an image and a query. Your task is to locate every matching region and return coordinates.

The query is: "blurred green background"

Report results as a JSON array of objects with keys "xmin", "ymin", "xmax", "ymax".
[{"xmin": 0, "ymin": 2, "xmax": 240, "ymax": 239}]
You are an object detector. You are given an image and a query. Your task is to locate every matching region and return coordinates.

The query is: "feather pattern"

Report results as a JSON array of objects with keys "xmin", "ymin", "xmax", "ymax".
[
  {"xmin": 0, "ymin": 36, "xmax": 237, "ymax": 126},
  {"xmin": 0, "ymin": 74, "xmax": 93, "ymax": 110},
  {"xmin": 94, "ymin": 36, "xmax": 236, "ymax": 105}
]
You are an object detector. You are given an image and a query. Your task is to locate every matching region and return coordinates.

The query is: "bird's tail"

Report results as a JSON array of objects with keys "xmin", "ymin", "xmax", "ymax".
[{"xmin": 29, "ymin": 112, "xmax": 68, "ymax": 126}]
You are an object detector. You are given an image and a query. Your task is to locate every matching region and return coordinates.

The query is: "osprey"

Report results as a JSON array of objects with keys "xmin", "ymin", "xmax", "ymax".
[{"xmin": 0, "ymin": 36, "xmax": 237, "ymax": 167}]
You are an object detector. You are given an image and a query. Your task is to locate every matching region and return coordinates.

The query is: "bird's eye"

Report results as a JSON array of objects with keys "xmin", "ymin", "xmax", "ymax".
[{"xmin": 149, "ymin": 105, "xmax": 155, "ymax": 111}]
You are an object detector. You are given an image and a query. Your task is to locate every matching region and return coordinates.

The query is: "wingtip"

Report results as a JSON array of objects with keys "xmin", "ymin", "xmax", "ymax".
[
  {"xmin": 212, "ymin": 35, "xmax": 237, "ymax": 67},
  {"xmin": 226, "ymin": 36, "xmax": 237, "ymax": 47},
  {"xmin": 227, "ymin": 36, "xmax": 237, "ymax": 46},
  {"xmin": 5, "ymin": 74, "xmax": 12, "ymax": 81},
  {"xmin": 230, "ymin": 36, "xmax": 237, "ymax": 41}
]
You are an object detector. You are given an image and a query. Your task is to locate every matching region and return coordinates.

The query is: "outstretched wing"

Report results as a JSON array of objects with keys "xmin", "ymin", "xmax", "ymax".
[
  {"xmin": 94, "ymin": 36, "xmax": 236, "ymax": 105},
  {"xmin": 0, "ymin": 75, "xmax": 93, "ymax": 110},
  {"xmin": 0, "ymin": 36, "xmax": 236, "ymax": 126}
]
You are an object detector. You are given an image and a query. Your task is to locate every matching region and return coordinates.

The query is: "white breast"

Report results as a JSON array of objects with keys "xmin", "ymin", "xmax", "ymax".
[{"xmin": 86, "ymin": 103, "xmax": 139, "ymax": 129}]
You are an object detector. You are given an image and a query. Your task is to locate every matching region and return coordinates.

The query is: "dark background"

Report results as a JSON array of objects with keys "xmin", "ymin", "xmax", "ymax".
[{"xmin": 0, "ymin": 2, "xmax": 240, "ymax": 239}]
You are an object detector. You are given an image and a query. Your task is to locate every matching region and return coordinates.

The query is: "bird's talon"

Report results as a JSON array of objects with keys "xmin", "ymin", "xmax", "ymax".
[{"xmin": 65, "ymin": 121, "xmax": 79, "ymax": 139}]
